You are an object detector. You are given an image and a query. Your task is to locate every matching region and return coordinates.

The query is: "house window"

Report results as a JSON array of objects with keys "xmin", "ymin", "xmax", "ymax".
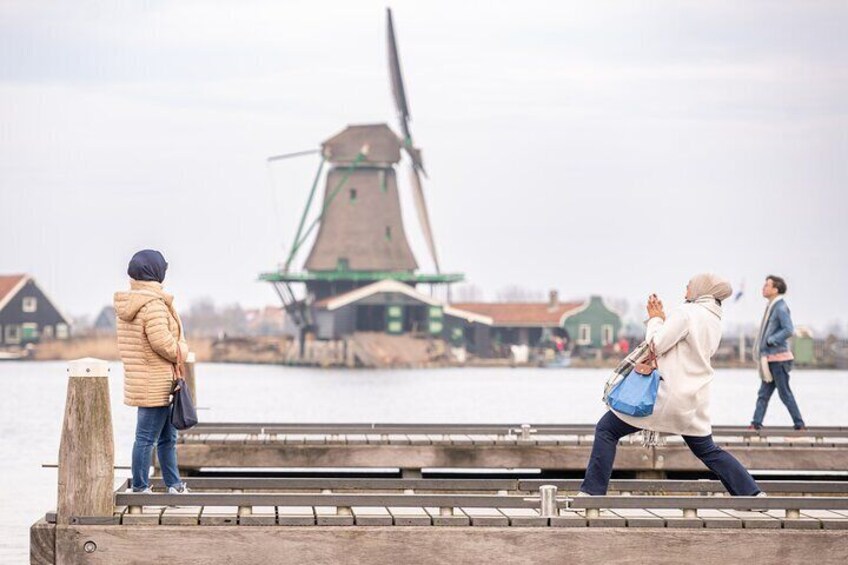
[
  {"xmin": 4, "ymin": 325, "xmax": 21, "ymax": 344},
  {"xmin": 385, "ymin": 226, "xmax": 392, "ymax": 240},
  {"xmin": 42, "ymin": 325, "xmax": 54, "ymax": 339},
  {"xmin": 349, "ymin": 188, "xmax": 357, "ymax": 202},
  {"xmin": 56, "ymin": 323, "xmax": 69, "ymax": 340},
  {"xmin": 601, "ymin": 324, "xmax": 614, "ymax": 346},
  {"xmin": 22, "ymin": 296, "xmax": 38, "ymax": 313},
  {"xmin": 22, "ymin": 323, "xmax": 38, "ymax": 341},
  {"xmin": 577, "ymin": 324, "xmax": 591, "ymax": 345}
]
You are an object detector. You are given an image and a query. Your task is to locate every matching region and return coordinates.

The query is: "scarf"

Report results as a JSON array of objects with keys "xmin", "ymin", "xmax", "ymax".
[{"xmin": 755, "ymin": 296, "xmax": 784, "ymax": 383}]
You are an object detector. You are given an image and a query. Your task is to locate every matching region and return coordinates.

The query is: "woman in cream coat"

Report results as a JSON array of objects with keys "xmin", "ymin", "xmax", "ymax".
[{"xmin": 580, "ymin": 273, "xmax": 761, "ymax": 496}]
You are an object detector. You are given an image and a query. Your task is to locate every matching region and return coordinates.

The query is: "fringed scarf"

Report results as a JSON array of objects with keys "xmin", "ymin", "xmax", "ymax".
[{"xmin": 603, "ymin": 340, "xmax": 667, "ymax": 447}]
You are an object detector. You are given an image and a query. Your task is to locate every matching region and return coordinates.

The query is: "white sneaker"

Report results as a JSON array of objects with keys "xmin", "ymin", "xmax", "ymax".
[
  {"xmin": 167, "ymin": 483, "xmax": 190, "ymax": 494},
  {"xmin": 575, "ymin": 491, "xmax": 593, "ymax": 497},
  {"xmin": 133, "ymin": 487, "xmax": 153, "ymax": 494},
  {"xmin": 744, "ymin": 491, "xmax": 768, "ymax": 512}
]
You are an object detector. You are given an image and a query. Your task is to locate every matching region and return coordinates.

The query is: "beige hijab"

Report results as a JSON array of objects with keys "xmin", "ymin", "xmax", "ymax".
[{"xmin": 688, "ymin": 273, "xmax": 733, "ymax": 302}]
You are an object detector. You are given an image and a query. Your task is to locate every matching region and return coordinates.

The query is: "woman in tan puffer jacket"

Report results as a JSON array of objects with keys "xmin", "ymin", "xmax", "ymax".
[{"xmin": 114, "ymin": 249, "xmax": 189, "ymax": 494}]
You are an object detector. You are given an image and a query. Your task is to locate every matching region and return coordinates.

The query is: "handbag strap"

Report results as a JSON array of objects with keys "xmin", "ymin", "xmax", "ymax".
[
  {"xmin": 643, "ymin": 343, "xmax": 658, "ymax": 369},
  {"xmin": 173, "ymin": 343, "xmax": 184, "ymax": 380}
]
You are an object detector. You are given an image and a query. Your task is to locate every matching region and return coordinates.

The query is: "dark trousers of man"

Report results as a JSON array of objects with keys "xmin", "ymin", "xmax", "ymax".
[
  {"xmin": 580, "ymin": 411, "xmax": 761, "ymax": 496},
  {"xmin": 751, "ymin": 360, "xmax": 805, "ymax": 429}
]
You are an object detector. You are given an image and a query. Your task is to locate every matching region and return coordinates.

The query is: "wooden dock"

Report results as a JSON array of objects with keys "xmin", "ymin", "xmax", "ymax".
[
  {"xmin": 176, "ymin": 422, "xmax": 848, "ymax": 476},
  {"xmin": 33, "ymin": 477, "xmax": 848, "ymax": 564},
  {"xmin": 31, "ymin": 359, "xmax": 848, "ymax": 564}
]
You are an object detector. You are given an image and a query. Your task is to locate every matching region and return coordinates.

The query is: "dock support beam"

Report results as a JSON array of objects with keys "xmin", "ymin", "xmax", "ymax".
[{"xmin": 57, "ymin": 358, "xmax": 115, "ymax": 525}]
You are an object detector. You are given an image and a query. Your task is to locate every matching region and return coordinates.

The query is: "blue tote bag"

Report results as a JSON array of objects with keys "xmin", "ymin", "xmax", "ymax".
[{"xmin": 607, "ymin": 349, "xmax": 661, "ymax": 417}]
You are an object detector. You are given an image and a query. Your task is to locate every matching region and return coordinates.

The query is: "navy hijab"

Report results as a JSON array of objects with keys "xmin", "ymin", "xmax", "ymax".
[{"xmin": 127, "ymin": 250, "xmax": 168, "ymax": 283}]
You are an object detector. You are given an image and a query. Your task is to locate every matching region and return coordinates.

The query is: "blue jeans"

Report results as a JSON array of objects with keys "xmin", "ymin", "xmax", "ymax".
[
  {"xmin": 131, "ymin": 406, "xmax": 181, "ymax": 491},
  {"xmin": 580, "ymin": 411, "xmax": 761, "ymax": 496},
  {"xmin": 752, "ymin": 361, "xmax": 805, "ymax": 428}
]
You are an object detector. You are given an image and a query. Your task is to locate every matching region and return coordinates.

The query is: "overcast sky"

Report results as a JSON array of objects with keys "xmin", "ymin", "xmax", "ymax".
[{"xmin": 1, "ymin": 1, "xmax": 846, "ymax": 332}]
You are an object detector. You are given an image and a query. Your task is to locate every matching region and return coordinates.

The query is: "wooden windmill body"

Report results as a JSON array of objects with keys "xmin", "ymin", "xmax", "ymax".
[{"xmin": 262, "ymin": 9, "xmax": 463, "ymax": 332}]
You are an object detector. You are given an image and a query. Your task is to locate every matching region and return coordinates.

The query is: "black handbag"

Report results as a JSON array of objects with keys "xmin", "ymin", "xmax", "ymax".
[{"xmin": 170, "ymin": 347, "xmax": 198, "ymax": 430}]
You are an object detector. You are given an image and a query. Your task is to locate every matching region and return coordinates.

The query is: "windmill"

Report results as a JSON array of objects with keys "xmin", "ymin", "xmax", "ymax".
[{"xmin": 261, "ymin": 8, "xmax": 463, "ymax": 331}]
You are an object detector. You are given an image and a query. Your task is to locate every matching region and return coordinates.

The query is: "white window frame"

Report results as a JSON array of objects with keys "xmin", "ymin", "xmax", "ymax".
[
  {"xmin": 601, "ymin": 324, "xmax": 614, "ymax": 346},
  {"xmin": 4, "ymin": 324, "xmax": 21, "ymax": 344},
  {"xmin": 56, "ymin": 323, "xmax": 69, "ymax": 340},
  {"xmin": 22, "ymin": 296, "xmax": 38, "ymax": 313},
  {"xmin": 42, "ymin": 325, "xmax": 54, "ymax": 339},
  {"xmin": 577, "ymin": 324, "xmax": 591, "ymax": 345}
]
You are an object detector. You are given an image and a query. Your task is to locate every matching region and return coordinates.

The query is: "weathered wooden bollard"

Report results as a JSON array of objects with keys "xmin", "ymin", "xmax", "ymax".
[
  {"xmin": 57, "ymin": 358, "xmax": 115, "ymax": 525},
  {"xmin": 184, "ymin": 351, "xmax": 197, "ymax": 406},
  {"xmin": 539, "ymin": 485, "xmax": 557, "ymax": 518}
]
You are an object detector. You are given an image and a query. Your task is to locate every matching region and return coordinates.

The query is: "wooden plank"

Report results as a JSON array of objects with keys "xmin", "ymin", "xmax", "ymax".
[
  {"xmin": 721, "ymin": 509, "xmax": 781, "ymax": 529},
  {"xmin": 29, "ymin": 519, "xmax": 55, "ymax": 565},
  {"xmin": 426, "ymin": 434, "xmax": 452, "ymax": 445},
  {"xmin": 585, "ymin": 509, "xmax": 627, "ymax": 528},
  {"xmin": 467, "ymin": 434, "xmax": 497, "ymax": 446},
  {"xmin": 550, "ymin": 509, "xmax": 587, "ymax": 527},
  {"xmin": 283, "ymin": 434, "xmax": 306, "ymax": 445},
  {"xmin": 388, "ymin": 506, "xmax": 431, "ymax": 526},
  {"xmin": 277, "ymin": 506, "xmax": 315, "ymax": 526},
  {"xmin": 240, "ymin": 506, "xmax": 276, "ymax": 526},
  {"xmin": 352, "ymin": 507, "xmax": 393, "ymax": 526},
  {"xmin": 408, "ymin": 435, "xmax": 431, "ymax": 446},
  {"xmin": 302, "ymin": 434, "xmax": 327, "ymax": 445},
  {"xmin": 387, "ymin": 434, "xmax": 411, "ymax": 445},
  {"xmin": 802, "ymin": 510, "xmax": 848, "ymax": 530},
  {"xmin": 122, "ymin": 507, "xmax": 163, "ymax": 525},
  {"xmin": 199, "ymin": 506, "xmax": 238, "ymax": 526},
  {"xmin": 160, "ymin": 506, "xmax": 201, "ymax": 526},
  {"xmin": 762, "ymin": 510, "xmax": 821, "ymax": 530},
  {"xmin": 461, "ymin": 507, "xmax": 509, "ymax": 527},
  {"xmin": 609, "ymin": 508, "xmax": 665, "ymax": 528},
  {"xmin": 499, "ymin": 507, "xmax": 547, "ymax": 527},
  {"xmin": 315, "ymin": 506, "xmax": 354, "ymax": 526},
  {"xmin": 424, "ymin": 507, "xmax": 470, "ymax": 526},
  {"xmin": 344, "ymin": 434, "xmax": 369, "ymax": 445},
  {"xmin": 699, "ymin": 509, "xmax": 743, "ymax": 529},
  {"xmin": 648, "ymin": 508, "xmax": 703, "ymax": 528},
  {"xmin": 449, "ymin": 434, "xmax": 474, "ymax": 446}
]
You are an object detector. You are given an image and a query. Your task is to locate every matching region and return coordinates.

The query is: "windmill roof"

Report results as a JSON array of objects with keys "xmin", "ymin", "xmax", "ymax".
[
  {"xmin": 450, "ymin": 301, "xmax": 587, "ymax": 328},
  {"xmin": 314, "ymin": 280, "xmax": 493, "ymax": 325},
  {"xmin": 322, "ymin": 124, "xmax": 403, "ymax": 164}
]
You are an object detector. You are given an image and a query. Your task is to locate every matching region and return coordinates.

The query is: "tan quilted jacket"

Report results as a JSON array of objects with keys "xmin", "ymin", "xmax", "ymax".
[{"xmin": 114, "ymin": 280, "xmax": 189, "ymax": 407}]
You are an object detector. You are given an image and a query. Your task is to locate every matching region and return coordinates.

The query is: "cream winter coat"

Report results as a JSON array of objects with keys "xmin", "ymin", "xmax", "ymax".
[
  {"xmin": 613, "ymin": 297, "xmax": 723, "ymax": 437},
  {"xmin": 114, "ymin": 280, "xmax": 189, "ymax": 407}
]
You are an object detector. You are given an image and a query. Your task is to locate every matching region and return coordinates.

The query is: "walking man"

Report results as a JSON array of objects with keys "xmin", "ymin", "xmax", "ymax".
[{"xmin": 750, "ymin": 275, "xmax": 806, "ymax": 430}]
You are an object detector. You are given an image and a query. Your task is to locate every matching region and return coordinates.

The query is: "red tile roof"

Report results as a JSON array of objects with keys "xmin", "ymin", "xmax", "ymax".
[
  {"xmin": 0, "ymin": 274, "xmax": 27, "ymax": 303},
  {"xmin": 450, "ymin": 301, "xmax": 585, "ymax": 327}
]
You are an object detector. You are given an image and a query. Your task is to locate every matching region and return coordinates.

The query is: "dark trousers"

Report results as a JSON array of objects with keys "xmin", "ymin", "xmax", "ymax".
[
  {"xmin": 751, "ymin": 361, "xmax": 805, "ymax": 428},
  {"xmin": 580, "ymin": 411, "xmax": 761, "ymax": 496}
]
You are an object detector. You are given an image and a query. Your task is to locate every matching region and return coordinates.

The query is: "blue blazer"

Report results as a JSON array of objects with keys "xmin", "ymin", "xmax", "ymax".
[{"xmin": 759, "ymin": 298, "xmax": 794, "ymax": 356}]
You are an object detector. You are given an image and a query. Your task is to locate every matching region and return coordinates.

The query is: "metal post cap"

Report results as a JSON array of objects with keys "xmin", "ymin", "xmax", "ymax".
[{"xmin": 67, "ymin": 358, "xmax": 110, "ymax": 377}]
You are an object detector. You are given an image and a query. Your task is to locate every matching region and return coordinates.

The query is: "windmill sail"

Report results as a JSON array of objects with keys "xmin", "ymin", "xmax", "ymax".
[{"xmin": 386, "ymin": 7, "xmax": 440, "ymax": 273}]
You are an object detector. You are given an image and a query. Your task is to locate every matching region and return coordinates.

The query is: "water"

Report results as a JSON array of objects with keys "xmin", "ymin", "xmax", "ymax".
[{"xmin": 1, "ymin": 361, "xmax": 846, "ymax": 562}]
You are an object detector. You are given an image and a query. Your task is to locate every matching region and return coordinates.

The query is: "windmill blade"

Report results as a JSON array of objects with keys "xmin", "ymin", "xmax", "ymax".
[
  {"xmin": 386, "ymin": 8, "xmax": 411, "ymax": 141},
  {"xmin": 408, "ymin": 164, "xmax": 440, "ymax": 274},
  {"xmin": 267, "ymin": 148, "xmax": 320, "ymax": 163}
]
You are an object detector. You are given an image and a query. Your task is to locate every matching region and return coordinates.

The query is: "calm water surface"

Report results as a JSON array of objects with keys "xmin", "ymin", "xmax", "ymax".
[{"xmin": 1, "ymin": 361, "xmax": 846, "ymax": 561}]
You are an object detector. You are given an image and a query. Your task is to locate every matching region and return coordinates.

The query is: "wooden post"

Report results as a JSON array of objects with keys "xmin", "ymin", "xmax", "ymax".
[
  {"xmin": 184, "ymin": 351, "xmax": 197, "ymax": 406},
  {"xmin": 57, "ymin": 358, "xmax": 115, "ymax": 525}
]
